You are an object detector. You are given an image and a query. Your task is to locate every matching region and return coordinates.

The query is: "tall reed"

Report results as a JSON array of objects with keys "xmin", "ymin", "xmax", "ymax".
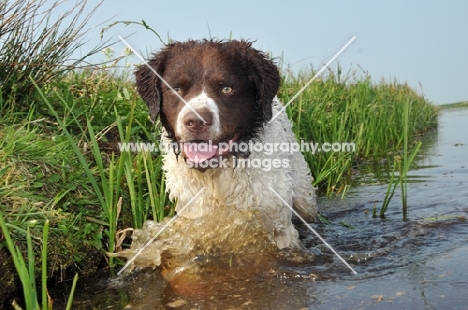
[
  {"xmin": 377, "ymin": 99, "xmax": 422, "ymax": 219},
  {"xmin": 400, "ymin": 99, "xmax": 422, "ymax": 220},
  {"xmin": 115, "ymin": 98, "xmax": 169, "ymax": 227}
]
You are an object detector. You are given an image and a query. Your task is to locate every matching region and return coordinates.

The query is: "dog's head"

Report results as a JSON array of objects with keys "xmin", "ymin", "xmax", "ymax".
[{"xmin": 135, "ymin": 39, "xmax": 280, "ymax": 168}]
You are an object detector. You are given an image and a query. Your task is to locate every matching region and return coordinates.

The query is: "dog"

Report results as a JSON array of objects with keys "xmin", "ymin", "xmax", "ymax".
[{"xmin": 135, "ymin": 39, "xmax": 317, "ymax": 249}]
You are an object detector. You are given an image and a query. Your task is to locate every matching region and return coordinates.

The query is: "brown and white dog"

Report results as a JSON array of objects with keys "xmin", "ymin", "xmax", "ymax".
[{"xmin": 135, "ymin": 39, "xmax": 317, "ymax": 249}]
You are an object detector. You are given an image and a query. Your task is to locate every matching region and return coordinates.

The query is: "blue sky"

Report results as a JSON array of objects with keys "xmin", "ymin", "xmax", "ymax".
[{"xmin": 69, "ymin": 0, "xmax": 467, "ymax": 105}]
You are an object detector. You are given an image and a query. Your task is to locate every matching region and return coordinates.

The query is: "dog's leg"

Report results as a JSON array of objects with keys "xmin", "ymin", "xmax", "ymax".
[{"xmin": 291, "ymin": 150, "xmax": 318, "ymax": 223}]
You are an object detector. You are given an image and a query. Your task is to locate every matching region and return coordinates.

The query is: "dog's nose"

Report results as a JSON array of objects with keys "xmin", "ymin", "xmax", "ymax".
[{"xmin": 183, "ymin": 111, "xmax": 213, "ymax": 133}]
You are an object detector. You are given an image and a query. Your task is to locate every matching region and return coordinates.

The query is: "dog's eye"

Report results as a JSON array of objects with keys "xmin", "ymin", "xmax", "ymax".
[
  {"xmin": 221, "ymin": 86, "xmax": 233, "ymax": 94},
  {"xmin": 172, "ymin": 87, "xmax": 182, "ymax": 93}
]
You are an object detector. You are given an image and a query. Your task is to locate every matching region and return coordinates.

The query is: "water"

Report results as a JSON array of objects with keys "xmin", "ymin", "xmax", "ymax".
[{"xmin": 73, "ymin": 107, "xmax": 468, "ymax": 309}]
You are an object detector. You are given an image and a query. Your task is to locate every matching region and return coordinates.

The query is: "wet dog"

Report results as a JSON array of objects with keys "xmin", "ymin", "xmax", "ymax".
[{"xmin": 135, "ymin": 39, "xmax": 317, "ymax": 249}]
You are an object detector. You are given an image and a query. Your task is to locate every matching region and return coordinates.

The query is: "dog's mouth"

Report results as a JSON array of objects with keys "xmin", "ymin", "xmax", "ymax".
[{"xmin": 177, "ymin": 134, "xmax": 239, "ymax": 171}]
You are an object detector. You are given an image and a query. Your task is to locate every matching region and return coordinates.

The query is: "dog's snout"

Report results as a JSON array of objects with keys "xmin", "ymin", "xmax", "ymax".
[{"xmin": 183, "ymin": 111, "xmax": 213, "ymax": 133}]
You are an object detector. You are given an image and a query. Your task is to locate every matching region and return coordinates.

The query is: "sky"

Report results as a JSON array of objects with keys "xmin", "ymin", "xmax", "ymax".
[{"xmin": 63, "ymin": 0, "xmax": 468, "ymax": 105}]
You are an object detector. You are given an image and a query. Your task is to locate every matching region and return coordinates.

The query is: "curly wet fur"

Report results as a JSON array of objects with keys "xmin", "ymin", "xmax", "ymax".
[{"xmin": 163, "ymin": 99, "xmax": 317, "ymax": 249}]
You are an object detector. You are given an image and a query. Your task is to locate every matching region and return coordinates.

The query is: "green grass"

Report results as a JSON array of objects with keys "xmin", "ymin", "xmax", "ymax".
[
  {"xmin": 280, "ymin": 68, "xmax": 438, "ymax": 196},
  {"xmin": 33, "ymin": 78, "xmax": 169, "ymax": 268}
]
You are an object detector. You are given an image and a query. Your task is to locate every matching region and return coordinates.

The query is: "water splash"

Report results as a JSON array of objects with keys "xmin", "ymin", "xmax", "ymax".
[{"xmin": 111, "ymin": 207, "xmax": 302, "ymax": 292}]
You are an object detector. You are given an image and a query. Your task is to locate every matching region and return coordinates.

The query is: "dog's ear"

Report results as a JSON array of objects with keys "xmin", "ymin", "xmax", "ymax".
[
  {"xmin": 135, "ymin": 47, "xmax": 171, "ymax": 122},
  {"xmin": 241, "ymin": 41, "xmax": 281, "ymax": 122}
]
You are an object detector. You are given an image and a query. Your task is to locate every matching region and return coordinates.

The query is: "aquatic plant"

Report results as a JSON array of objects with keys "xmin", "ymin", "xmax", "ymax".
[
  {"xmin": 375, "ymin": 99, "xmax": 423, "ymax": 219},
  {"xmin": 0, "ymin": 213, "xmax": 78, "ymax": 309}
]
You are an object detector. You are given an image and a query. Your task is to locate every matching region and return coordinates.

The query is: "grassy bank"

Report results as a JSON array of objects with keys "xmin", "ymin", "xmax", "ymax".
[
  {"xmin": 280, "ymin": 68, "xmax": 438, "ymax": 194},
  {"xmin": 439, "ymin": 101, "xmax": 468, "ymax": 109}
]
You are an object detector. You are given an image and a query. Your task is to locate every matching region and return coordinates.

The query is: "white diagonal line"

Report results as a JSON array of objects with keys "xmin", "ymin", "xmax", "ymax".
[
  {"xmin": 269, "ymin": 36, "xmax": 356, "ymax": 123},
  {"xmin": 269, "ymin": 187, "xmax": 358, "ymax": 275},
  {"xmin": 117, "ymin": 187, "xmax": 206, "ymax": 275},
  {"xmin": 118, "ymin": 35, "xmax": 207, "ymax": 124}
]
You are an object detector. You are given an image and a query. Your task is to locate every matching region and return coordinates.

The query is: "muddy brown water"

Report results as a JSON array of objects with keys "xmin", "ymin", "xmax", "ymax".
[{"xmin": 71, "ymin": 107, "xmax": 468, "ymax": 309}]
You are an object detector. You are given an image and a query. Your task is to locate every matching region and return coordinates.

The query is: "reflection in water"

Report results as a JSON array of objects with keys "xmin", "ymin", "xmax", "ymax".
[{"xmin": 73, "ymin": 108, "xmax": 468, "ymax": 309}]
